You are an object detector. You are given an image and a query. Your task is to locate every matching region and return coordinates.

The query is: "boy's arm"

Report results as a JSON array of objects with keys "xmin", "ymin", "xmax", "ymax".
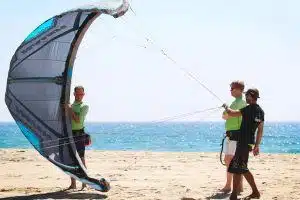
[
  {"xmin": 222, "ymin": 112, "xmax": 229, "ymax": 120},
  {"xmin": 222, "ymin": 112, "xmax": 233, "ymax": 120},
  {"xmin": 222, "ymin": 104, "xmax": 242, "ymax": 117}
]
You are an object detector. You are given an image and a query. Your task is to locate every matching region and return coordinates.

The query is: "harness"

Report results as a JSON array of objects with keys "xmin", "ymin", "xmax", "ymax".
[
  {"xmin": 72, "ymin": 128, "xmax": 91, "ymax": 146},
  {"xmin": 219, "ymin": 130, "xmax": 240, "ymax": 166}
]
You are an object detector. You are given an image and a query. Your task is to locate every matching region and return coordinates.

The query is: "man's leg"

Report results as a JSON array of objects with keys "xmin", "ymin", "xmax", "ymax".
[
  {"xmin": 68, "ymin": 177, "xmax": 76, "ymax": 189},
  {"xmin": 238, "ymin": 175, "xmax": 244, "ymax": 193},
  {"xmin": 80, "ymin": 156, "xmax": 87, "ymax": 190},
  {"xmin": 228, "ymin": 143, "xmax": 246, "ymax": 199},
  {"xmin": 243, "ymin": 171, "xmax": 260, "ymax": 198},
  {"xmin": 230, "ymin": 174, "xmax": 242, "ymax": 200}
]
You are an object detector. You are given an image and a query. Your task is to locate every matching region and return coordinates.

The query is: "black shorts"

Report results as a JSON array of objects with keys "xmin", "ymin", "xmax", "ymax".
[
  {"xmin": 226, "ymin": 130, "xmax": 240, "ymax": 141},
  {"xmin": 72, "ymin": 129, "xmax": 85, "ymax": 158},
  {"xmin": 228, "ymin": 143, "xmax": 252, "ymax": 174}
]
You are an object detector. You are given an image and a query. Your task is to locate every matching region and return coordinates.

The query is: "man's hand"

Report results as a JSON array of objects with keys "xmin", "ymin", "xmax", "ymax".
[
  {"xmin": 63, "ymin": 103, "xmax": 71, "ymax": 110},
  {"xmin": 222, "ymin": 113, "xmax": 229, "ymax": 120},
  {"xmin": 253, "ymin": 145, "xmax": 260, "ymax": 156},
  {"xmin": 222, "ymin": 103, "xmax": 229, "ymax": 110},
  {"xmin": 72, "ymin": 112, "xmax": 80, "ymax": 123},
  {"xmin": 62, "ymin": 103, "xmax": 80, "ymax": 122},
  {"xmin": 66, "ymin": 104, "xmax": 71, "ymax": 111}
]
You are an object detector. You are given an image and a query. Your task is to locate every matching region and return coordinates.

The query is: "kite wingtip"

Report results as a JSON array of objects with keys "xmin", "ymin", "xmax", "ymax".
[{"xmin": 98, "ymin": 178, "xmax": 111, "ymax": 192}]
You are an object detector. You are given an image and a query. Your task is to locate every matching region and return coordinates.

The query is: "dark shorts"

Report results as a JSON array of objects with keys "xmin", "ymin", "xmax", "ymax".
[
  {"xmin": 72, "ymin": 129, "xmax": 85, "ymax": 158},
  {"xmin": 228, "ymin": 143, "xmax": 252, "ymax": 174},
  {"xmin": 226, "ymin": 130, "xmax": 240, "ymax": 141}
]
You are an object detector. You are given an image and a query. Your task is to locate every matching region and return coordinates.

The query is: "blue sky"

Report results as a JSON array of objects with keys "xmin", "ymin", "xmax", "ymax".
[{"xmin": 0, "ymin": 0, "xmax": 299, "ymax": 122}]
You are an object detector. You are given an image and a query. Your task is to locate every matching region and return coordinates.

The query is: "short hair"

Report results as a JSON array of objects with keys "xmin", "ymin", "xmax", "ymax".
[
  {"xmin": 74, "ymin": 85, "xmax": 84, "ymax": 92},
  {"xmin": 230, "ymin": 80, "xmax": 245, "ymax": 91}
]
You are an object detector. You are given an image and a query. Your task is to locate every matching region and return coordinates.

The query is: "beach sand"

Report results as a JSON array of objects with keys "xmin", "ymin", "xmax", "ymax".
[{"xmin": 0, "ymin": 149, "xmax": 299, "ymax": 200}]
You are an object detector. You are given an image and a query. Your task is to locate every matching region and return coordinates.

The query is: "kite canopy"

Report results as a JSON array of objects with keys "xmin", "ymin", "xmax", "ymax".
[{"xmin": 5, "ymin": 0, "xmax": 129, "ymax": 192}]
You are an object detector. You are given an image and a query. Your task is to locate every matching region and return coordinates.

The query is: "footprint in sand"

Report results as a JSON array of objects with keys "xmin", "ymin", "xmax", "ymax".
[
  {"xmin": 199, "ymin": 155, "xmax": 208, "ymax": 158},
  {"xmin": 109, "ymin": 173, "xmax": 124, "ymax": 178},
  {"xmin": 160, "ymin": 165, "xmax": 171, "ymax": 170},
  {"xmin": 9, "ymin": 159, "xmax": 20, "ymax": 162},
  {"xmin": 39, "ymin": 176, "xmax": 49, "ymax": 179},
  {"xmin": 7, "ymin": 174, "xmax": 22, "ymax": 178},
  {"xmin": 0, "ymin": 188, "xmax": 15, "ymax": 192}
]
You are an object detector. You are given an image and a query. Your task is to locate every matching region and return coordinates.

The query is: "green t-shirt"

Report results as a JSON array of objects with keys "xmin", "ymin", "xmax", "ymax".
[
  {"xmin": 71, "ymin": 101, "xmax": 89, "ymax": 131},
  {"xmin": 224, "ymin": 97, "xmax": 247, "ymax": 131}
]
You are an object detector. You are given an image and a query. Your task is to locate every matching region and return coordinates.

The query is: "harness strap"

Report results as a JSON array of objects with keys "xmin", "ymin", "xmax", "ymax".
[{"xmin": 219, "ymin": 134, "xmax": 227, "ymax": 166}]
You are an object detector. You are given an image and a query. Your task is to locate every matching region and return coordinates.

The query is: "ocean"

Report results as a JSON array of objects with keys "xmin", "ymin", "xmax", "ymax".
[{"xmin": 0, "ymin": 122, "xmax": 299, "ymax": 153}]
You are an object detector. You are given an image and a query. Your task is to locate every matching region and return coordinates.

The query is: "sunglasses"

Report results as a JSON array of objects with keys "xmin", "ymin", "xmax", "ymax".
[{"xmin": 75, "ymin": 93, "xmax": 84, "ymax": 96}]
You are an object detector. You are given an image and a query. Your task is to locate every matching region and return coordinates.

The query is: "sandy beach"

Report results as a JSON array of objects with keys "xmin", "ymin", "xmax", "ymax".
[{"xmin": 0, "ymin": 149, "xmax": 299, "ymax": 200}]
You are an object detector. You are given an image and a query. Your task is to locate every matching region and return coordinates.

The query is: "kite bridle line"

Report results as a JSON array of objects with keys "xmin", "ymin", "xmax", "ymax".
[
  {"xmin": 41, "ymin": 106, "xmax": 222, "ymax": 176},
  {"xmin": 39, "ymin": 106, "xmax": 222, "ymax": 149},
  {"xmin": 117, "ymin": 6, "xmax": 224, "ymax": 105},
  {"xmin": 39, "ymin": 107, "xmax": 223, "ymax": 175},
  {"xmin": 121, "ymin": 105, "xmax": 222, "ymax": 172}
]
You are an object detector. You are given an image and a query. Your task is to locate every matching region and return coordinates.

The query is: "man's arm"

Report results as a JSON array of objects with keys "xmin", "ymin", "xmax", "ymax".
[
  {"xmin": 65, "ymin": 104, "xmax": 80, "ymax": 122},
  {"xmin": 72, "ymin": 112, "xmax": 80, "ymax": 123},
  {"xmin": 253, "ymin": 121, "xmax": 264, "ymax": 156},
  {"xmin": 79, "ymin": 105, "xmax": 89, "ymax": 122},
  {"xmin": 255, "ymin": 122, "xmax": 264, "ymax": 147},
  {"xmin": 80, "ymin": 105, "xmax": 89, "ymax": 117}
]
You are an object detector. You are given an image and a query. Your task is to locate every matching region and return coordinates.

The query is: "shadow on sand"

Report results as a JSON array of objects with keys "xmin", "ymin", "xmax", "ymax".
[
  {"xmin": 205, "ymin": 191, "xmax": 231, "ymax": 199},
  {"xmin": 0, "ymin": 190, "xmax": 108, "ymax": 200},
  {"xmin": 181, "ymin": 197, "xmax": 199, "ymax": 200}
]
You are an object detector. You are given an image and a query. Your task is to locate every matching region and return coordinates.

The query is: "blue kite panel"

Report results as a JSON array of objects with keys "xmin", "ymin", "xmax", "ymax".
[{"xmin": 25, "ymin": 18, "xmax": 55, "ymax": 42}]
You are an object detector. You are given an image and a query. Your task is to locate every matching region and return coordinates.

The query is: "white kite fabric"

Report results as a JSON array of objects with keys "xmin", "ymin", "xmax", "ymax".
[{"xmin": 5, "ymin": 0, "xmax": 129, "ymax": 192}]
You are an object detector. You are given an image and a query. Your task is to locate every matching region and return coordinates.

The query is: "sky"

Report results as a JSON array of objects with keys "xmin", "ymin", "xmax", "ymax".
[{"xmin": 0, "ymin": 0, "xmax": 300, "ymax": 122}]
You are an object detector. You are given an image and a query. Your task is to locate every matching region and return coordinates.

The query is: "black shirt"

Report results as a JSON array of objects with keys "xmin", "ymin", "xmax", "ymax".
[{"xmin": 238, "ymin": 104, "xmax": 265, "ymax": 145}]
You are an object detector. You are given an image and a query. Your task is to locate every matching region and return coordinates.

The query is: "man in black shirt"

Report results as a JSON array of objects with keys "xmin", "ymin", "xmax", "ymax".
[{"xmin": 222, "ymin": 88, "xmax": 264, "ymax": 200}]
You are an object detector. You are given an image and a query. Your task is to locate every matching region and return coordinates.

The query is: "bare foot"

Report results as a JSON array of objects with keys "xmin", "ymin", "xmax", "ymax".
[
  {"xmin": 66, "ymin": 185, "xmax": 76, "ymax": 190},
  {"xmin": 229, "ymin": 194, "xmax": 238, "ymax": 200},
  {"xmin": 237, "ymin": 187, "xmax": 243, "ymax": 192},
  {"xmin": 220, "ymin": 187, "xmax": 231, "ymax": 194},
  {"xmin": 80, "ymin": 183, "xmax": 87, "ymax": 191},
  {"xmin": 245, "ymin": 192, "xmax": 260, "ymax": 199},
  {"xmin": 237, "ymin": 189, "xmax": 243, "ymax": 195}
]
